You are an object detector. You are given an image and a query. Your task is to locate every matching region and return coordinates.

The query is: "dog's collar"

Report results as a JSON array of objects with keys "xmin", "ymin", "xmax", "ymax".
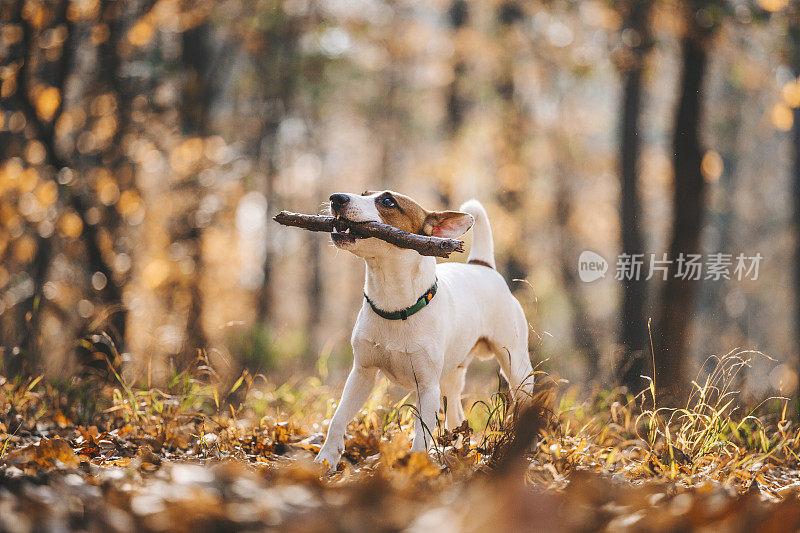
[{"xmin": 364, "ymin": 280, "xmax": 437, "ymax": 320}]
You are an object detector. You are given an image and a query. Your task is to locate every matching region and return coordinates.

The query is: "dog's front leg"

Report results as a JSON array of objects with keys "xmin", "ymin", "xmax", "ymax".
[
  {"xmin": 410, "ymin": 381, "xmax": 441, "ymax": 452},
  {"xmin": 314, "ymin": 364, "xmax": 377, "ymax": 469}
]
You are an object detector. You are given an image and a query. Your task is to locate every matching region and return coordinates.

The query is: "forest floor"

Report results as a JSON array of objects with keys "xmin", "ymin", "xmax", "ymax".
[{"xmin": 2, "ymin": 351, "xmax": 800, "ymax": 532}]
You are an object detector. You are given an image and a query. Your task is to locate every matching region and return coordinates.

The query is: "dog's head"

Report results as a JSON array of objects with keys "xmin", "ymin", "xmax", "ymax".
[{"xmin": 327, "ymin": 190, "xmax": 473, "ymax": 259}]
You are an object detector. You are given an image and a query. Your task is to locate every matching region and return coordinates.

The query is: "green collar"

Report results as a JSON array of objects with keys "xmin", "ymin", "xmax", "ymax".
[{"xmin": 364, "ymin": 281, "xmax": 438, "ymax": 320}]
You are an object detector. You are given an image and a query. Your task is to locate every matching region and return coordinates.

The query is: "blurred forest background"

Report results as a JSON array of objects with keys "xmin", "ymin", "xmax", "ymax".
[{"xmin": 1, "ymin": 0, "xmax": 800, "ymax": 403}]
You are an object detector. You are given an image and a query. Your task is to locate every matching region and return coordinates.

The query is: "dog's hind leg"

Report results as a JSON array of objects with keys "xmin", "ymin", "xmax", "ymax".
[
  {"xmin": 440, "ymin": 365, "xmax": 467, "ymax": 429},
  {"xmin": 489, "ymin": 338, "xmax": 534, "ymax": 402}
]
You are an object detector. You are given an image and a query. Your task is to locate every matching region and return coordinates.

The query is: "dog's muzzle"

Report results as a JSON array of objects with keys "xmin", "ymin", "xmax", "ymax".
[{"xmin": 331, "ymin": 217, "xmax": 366, "ymax": 245}]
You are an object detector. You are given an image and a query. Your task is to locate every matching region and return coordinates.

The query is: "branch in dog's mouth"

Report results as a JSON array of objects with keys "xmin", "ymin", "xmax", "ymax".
[
  {"xmin": 273, "ymin": 211, "xmax": 465, "ymax": 257},
  {"xmin": 331, "ymin": 219, "xmax": 366, "ymax": 244}
]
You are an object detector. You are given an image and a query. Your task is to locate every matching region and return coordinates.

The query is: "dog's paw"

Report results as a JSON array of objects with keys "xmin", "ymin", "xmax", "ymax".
[{"xmin": 314, "ymin": 445, "xmax": 342, "ymax": 470}]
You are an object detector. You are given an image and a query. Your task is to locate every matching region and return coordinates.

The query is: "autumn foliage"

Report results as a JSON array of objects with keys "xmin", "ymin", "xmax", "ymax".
[{"xmin": 4, "ymin": 0, "xmax": 800, "ymax": 530}]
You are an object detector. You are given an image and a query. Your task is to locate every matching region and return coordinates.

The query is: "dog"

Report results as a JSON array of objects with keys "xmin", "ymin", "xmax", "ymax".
[{"xmin": 314, "ymin": 190, "xmax": 534, "ymax": 469}]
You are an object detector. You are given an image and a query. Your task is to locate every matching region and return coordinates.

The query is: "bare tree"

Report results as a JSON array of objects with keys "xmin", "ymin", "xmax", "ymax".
[
  {"xmin": 656, "ymin": 3, "xmax": 718, "ymax": 398},
  {"xmin": 555, "ymin": 172, "xmax": 602, "ymax": 379},
  {"xmin": 4, "ymin": 0, "xmax": 129, "ymax": 373},
  {"xmin": 175, "ymin": 21, "xmax": 238, "ymax": 362},
  {"xmin": 253, "ymin": 9, "xmax": 301, "ymax": 326},
  {"xmin": 439, "ymin": 0, "xmax": 470, "ymax": 206},
  {"xmin": 789, "ymin": 1, "xmax": 800, "ymax": 414},
  {"xmin": 494, "ymin": 0, "xmax": 529, "ymax": 286},
  {"xmin": 615, "ymin": 0, "xmax": 652, "ymax": 392},
  {"xmin": 696, "ymin": 43, "xmax": 747, "ymax": 360}
]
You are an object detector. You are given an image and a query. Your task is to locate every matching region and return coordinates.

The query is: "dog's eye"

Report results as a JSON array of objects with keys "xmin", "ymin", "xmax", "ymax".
[{"xmin": 381, "ymin": 197, "xmax": 396, "ymax": 208}]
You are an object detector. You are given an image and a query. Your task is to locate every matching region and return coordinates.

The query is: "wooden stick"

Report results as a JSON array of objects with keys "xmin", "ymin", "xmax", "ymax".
[{"xmin": 273, "ymin": 211, "xmax": 465, "ymax": 258}]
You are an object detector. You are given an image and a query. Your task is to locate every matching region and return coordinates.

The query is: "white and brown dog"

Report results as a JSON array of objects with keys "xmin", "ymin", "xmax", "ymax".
[{"xmin": 314, "ymin": 191, "xmax": 534, "ymax": 468}]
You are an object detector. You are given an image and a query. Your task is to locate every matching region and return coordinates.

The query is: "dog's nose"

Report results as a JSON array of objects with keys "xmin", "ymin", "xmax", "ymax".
[{"xmin": 329, "ymin": 193, "xmax": 350, "ymax": 207}]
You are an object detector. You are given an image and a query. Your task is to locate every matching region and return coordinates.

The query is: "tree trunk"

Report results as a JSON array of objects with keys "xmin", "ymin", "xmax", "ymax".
[
  {"xmin": 11, "ymin": 1, "xmax": 116, "ymax": 373},
  {"xmin": 181, "ymin": 24, "xmax": 214, "ymax": 135},
  {"xmin": 657, "ymin": 28, "xmax": 710, "ymax": 400},
  {"xmin": 696, "ymin": 57, "xmax": 745, "ymax": 365},
  {"xmin": 257, "ymin": 132, "xmax": 277, "ymax": 324},
  {"xmin": 256, "ymin": 15, "xmax": 301, "ymax": 325},
  {"xmin": 617, "ymin": 0, "xmax": 651, "ymax": 392},
  {"xmin": 379, "ymin": 73, "xmax": 399, "ymax": 189},
  {"xmin": 446, "ymin": 1, "xmax": 468, "ymax": 135},
  {"xmin": 794, "ymin": 101, "xmax": 800, "ymax": 412},
  {"xmin": 10, "ymin": 2, "xmax": 71, "ymax": 372},
  {"xmin": 439, "ymin": 0, "xmax": 470, "ymax": 206},
  {"xmin": 495, "ymin": 1, "xmax": 529, "ymax": 287},
  {"xmin": 789, "ymin": 7, "xmax": 800, "ymax": 416},
  {"xmin": 8, "ymin": 0, "xmax": 157, "ymax": 376},
  {"xmin": 87, "ymin": 0, "xmax": 159, "ymax": 350},
  {"xmin": 556, "ymin": 177, "xmax": 601, "ymax": 379},
  {"xmin": 306, "ymin": 231, "xmax": 324, "ymax": 357},
  {"xmin": 177, "ymin": 24, "xmax": 213, "ymax": 362}
]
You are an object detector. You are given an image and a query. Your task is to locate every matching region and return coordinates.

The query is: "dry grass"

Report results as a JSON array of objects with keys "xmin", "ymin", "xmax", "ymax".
[{"xmin": 2, "ymin": 349, "xmax": 800, "ymax": 531}]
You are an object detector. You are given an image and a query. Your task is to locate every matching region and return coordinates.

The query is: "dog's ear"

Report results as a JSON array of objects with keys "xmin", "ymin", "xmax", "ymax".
[{"xmin": 422, "ymin": 211, "xmax": 474, "ymax": 238}]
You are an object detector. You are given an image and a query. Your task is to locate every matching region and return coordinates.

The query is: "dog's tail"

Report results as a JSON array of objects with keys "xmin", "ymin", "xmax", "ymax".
[{"xmin": 459, "ymin": 199, "xmax": 495, "ymax": 269}]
